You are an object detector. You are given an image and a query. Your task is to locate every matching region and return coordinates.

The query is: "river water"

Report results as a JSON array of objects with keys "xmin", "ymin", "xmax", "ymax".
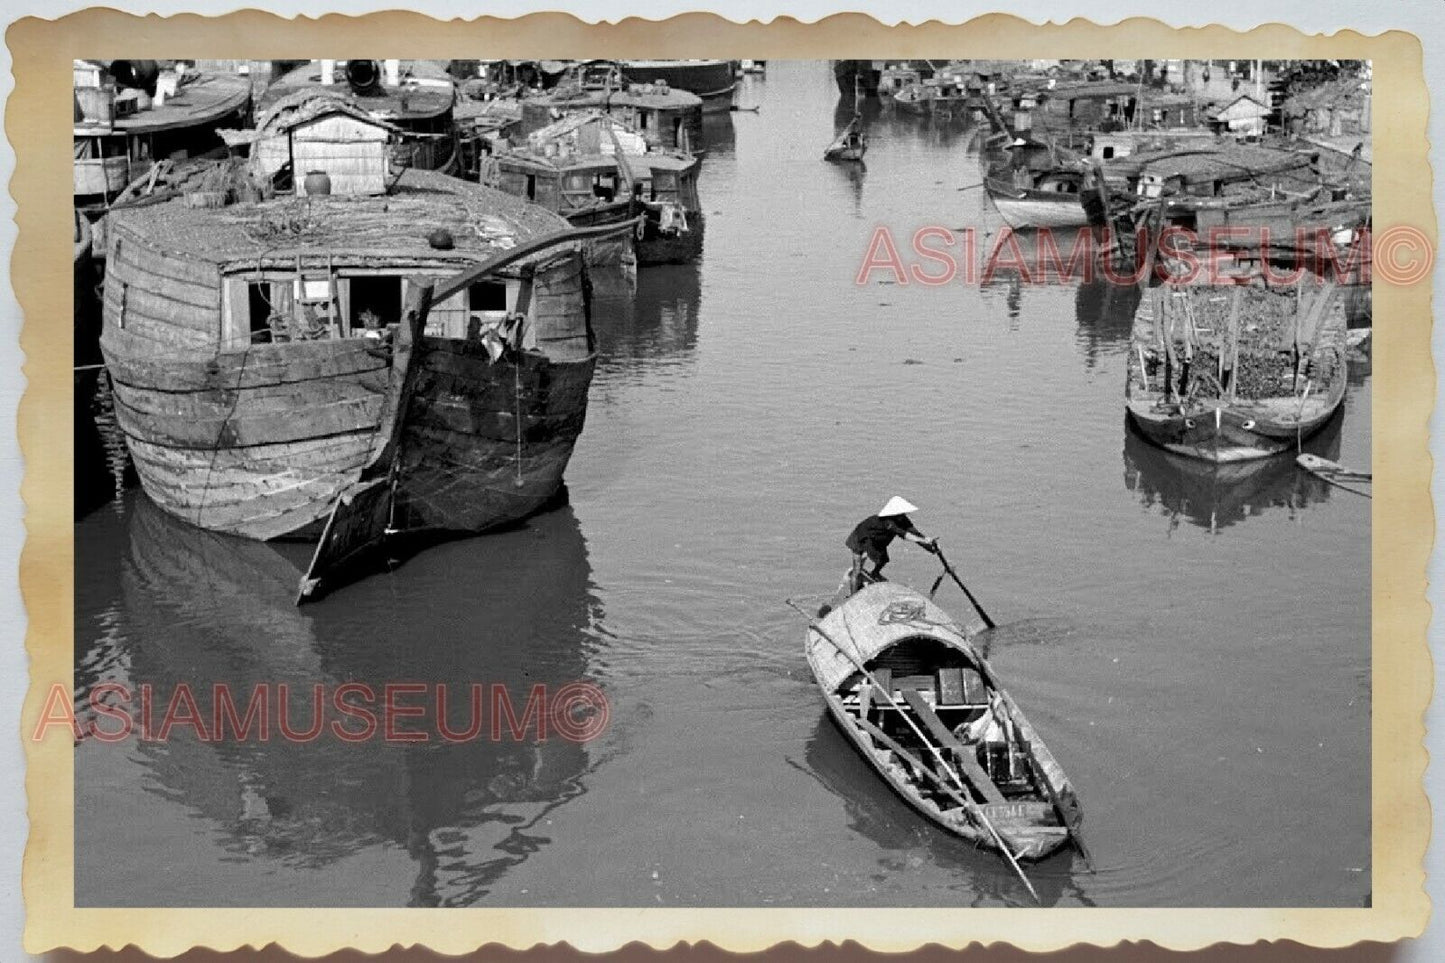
[{"xmin": 73, "ymin": 61, "xmax": 1371, "ymax": 908}]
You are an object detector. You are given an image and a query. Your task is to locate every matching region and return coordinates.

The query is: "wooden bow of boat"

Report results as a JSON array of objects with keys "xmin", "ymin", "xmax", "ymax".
[
  {"xmin": 296, "ymin": 218, "xmax": 643, "ymax": 603},
  {"xmin": 799, "ymin": 583, "xmax": 1084, "ymax": 870}
]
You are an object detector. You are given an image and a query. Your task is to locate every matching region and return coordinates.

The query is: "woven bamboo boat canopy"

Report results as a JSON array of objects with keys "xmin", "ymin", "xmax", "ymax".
[{"xmin": 109, "ymin": 168, "xmax": 571, "ymax": 267}]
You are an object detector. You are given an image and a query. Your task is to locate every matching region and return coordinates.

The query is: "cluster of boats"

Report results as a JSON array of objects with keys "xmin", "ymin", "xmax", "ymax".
[{"xmin": 71, "ymin": 57, "xmax": 750, "ymax": 599}]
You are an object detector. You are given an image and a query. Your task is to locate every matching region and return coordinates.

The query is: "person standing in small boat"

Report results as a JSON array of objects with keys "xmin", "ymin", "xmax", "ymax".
[{"xmin": 845, "ymin": 496, "xmax": 938, "ymax": 592}]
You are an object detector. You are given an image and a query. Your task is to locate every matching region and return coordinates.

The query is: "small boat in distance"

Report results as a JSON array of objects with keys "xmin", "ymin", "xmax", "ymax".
[
  {"xmin": 823, "ymin": 115, "xmax": 867, "ymax": 162},
  {"xmin": 802, "ymin": 582, "xmax": 1084, "ymax": 864}
]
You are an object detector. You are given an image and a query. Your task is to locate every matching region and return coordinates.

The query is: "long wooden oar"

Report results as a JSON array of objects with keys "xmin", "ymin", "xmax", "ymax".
[
  {"xmin": 790, "ymin": 602, "xmax": 1039, "ymax": 903},
  {"xmin": 930, "ymin": 546, "xmax": 997, "ymax": 629}
]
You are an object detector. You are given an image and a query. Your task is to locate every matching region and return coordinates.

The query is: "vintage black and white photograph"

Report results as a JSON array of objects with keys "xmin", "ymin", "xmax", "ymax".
[{"xmin": 66, "ymin": 54, "xmax": 1374, "ymax": 910}]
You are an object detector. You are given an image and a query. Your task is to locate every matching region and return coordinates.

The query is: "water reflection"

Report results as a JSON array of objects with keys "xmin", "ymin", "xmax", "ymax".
[
  {"xmin": 700, "ymin": 112, "xmax": 736, "ymax": 157},
  {"xmin": 591, "ymin": 262, "xmax": 702, "ymax": 371},
  {"xmin": 1074, "ymin": 278, "xmax": 1143, "ymax": 369},
  {"xmin": 801, "ymin": 714, "xmax": 1094, "ymax": 907},
  {"xmin": 1121, "ymin": 418, "xmax": 1341, "ymax": 534},
  {"xmin": 81, "ymin": 493, "xmax": 602, "ymax": 906}
]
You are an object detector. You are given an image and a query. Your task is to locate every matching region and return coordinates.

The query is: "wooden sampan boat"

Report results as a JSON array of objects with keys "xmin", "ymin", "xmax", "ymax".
[
  {"xmin": 804, "ymin": 582, "xmax": 1082, "ymax": 862},
  {"xmin": 1125, "ymin": 274, "xmax": 1348, "ymax": 462},
  {"xmin": 823, "ymin": 118, "xmax": 867, "ymax": 162}
]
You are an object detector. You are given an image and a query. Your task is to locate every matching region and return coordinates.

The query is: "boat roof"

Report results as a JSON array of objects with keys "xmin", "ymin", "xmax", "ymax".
[
  {"xmin": 810, "ymin": 583, "xmax": 977, "ymax": 694},
  {"xmin": 107, "ymin": 167, "xmax": 571, "ymax": 269},
  {"xmin": 536, "ymin": 83, "xmax": 702, "ymax": 111},
  {"xmin": 259, "ymin": 61, "xmax": 456, "ymax": 121},
  {"xmin": 1045, "ymin": 81, "xmax": 1143, "ymax": 100},
  {"xmin": 73, "ymin": 70, "xmax": 251, "ymax": 137},
  {"xmin": 1133, "ymin": 144, "xmax": 1317, "ymax": 181},
  {"xmin": 219, "ymin": 91, "xmax": 401, "ymax": 148}
]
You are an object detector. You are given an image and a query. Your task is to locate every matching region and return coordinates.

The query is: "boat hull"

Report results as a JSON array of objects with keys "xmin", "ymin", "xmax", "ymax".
[
  {"xmin": 620, "ymin": 60, "xmax": 736, "ymax": 113},
  {"xmin": 1125, "ymin": 278, "xmax": 1350, "ymax": 463},
  {"xmin": 392, "ymin": 342, "xmax": 596, "ymax": 534},
  {"xmin": 987, "ymin": 185, "xmax": 1092, "ymax": 229},
  {"xmin": 804, "ymin": 583, "xmax": 1079, "ymax": 863},
  {"xmin": 820, "ymin": 696, "xmax": 1071, "ymax": 860},
  {"xmin": 1126, "ymin": 396, "xmax": 1344, "ymax": 462},
  {"xmin": 637, "ymin": 211, "xmax": 705, "ymax": 265},
  {"xmin": 101, "ymin": 334, "xmax": 397, "ymax": 540}
]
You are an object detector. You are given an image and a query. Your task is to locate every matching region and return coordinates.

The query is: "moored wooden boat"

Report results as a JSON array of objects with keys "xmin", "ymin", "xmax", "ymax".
[
  {"xmin": 984, "ymin": 139, "xmax": 1091, "ymax": 229},
  {"xmin": 823, "ymin": 117, "xmax": 867, "ymax": 162},
  {"xmin": 73, "ymin": 60, "xmax": 252, "ymax": 210},
  {"xmin": 481, "ymin": 110, "xmax": 703, "ymax": 266},
  {"xmin": 1126, "ymin": 273, "xmax": 1348, "ymax": 462},
  {"xmin": 804, "ymin": 582, "xmax": 1082, "ymax": 862},
  {"xmin": 517, "ymin": 68, "xmax": 706, "ymax": 154},
  {"xmin": 99, "ymin": 100, "xmax": 623, "ymax": 549},
  {"xmin": 1296, "ymin": 453, "xmax": 1371, "ymax": 496},
  {"xmin": 619, "ymin": 60, "xmax": 736, "ymax": 113}
]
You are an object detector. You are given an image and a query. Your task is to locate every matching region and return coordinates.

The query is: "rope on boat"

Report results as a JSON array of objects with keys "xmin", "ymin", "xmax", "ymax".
[
  {"xmin": 513, "ymin": 358, "xmax": 525, "ymax": 488},
  {"xmin": 1307, "ymin": 472, "xmax": 1372, "ymax": 499}
]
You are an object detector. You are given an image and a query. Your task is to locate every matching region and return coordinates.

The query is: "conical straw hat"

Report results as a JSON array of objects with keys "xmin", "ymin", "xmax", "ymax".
[{"xmin": 878, "ymin": 496, "xmax": 918, "ymax": 517}]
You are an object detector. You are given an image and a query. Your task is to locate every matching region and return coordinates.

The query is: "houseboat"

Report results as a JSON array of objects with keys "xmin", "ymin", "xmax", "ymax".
[
  {"xmin": 619, "ymin": 60, "xmax": 736, "ymax": 113},
  {"xmin": 983, "ymin": 138, "xmax": 1092, "ymax": 229},
  {"xmin": 73, "ymin": 59, "xmax": 251, "ymax": 211},
  {"xmin": 258, "ymin": 60, "xmax": 459, "ymax": 172},
  {"xmin": 516, "ymin": 71, "xmax": 705, "ymax": 154},
  {"xmin": 98, "ymin": 96, "xmax": 626, "ymax": 564},
  {"xmin": 482, "ymin": 110, "xmax": 704, "ymax": 265}
]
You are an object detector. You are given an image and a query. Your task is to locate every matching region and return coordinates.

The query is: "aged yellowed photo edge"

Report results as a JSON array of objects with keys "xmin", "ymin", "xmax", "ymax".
[{"xmin": 13, "ymin": 9, "xmax": 1432, "ymax": 955}]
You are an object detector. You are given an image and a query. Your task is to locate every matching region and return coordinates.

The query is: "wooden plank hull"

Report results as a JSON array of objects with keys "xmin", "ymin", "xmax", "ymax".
[
  {"xmin": 804, "ymin": 583, "xmax": 1078, "ymax": 862},
  {"xmin": 101, "ymin": 330, "xmax": 397, "ymax": 539},
  {"xmin": 392, "ymin": 339, "xmax": 596, "ymax": 534}
]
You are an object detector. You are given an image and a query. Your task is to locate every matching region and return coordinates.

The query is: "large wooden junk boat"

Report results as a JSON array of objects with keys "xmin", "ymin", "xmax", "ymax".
[
  {"xmin": 98, "ymin": 96, "xmax": 627, "ymax": 565},
  {"xmin": 259, "ymin": 60, "xmax": 459, "ymax": 172},
  {"xmin": 73, "ymin": 59, "xmax": 251, "ymax": 210},
  {"xmin": 482, "ymin": 110, "xmax": 704, "ymax": 265},
  {"xmin": 618, "ymin": 60, "xmax": 736, "ymax": 113},
  {"xmin": 1125, "ymin": 270, "xmax": 1348, "ymax": 462},
  {"xmin": 803, "ymin": 583, "xmax": 1084, "ymax": 864}
]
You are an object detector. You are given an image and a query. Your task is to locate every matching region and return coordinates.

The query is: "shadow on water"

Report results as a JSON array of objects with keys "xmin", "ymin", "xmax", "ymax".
[
  {"xmin": 1121, "ymin": 412, "xmax": 1343, "ymax": 534},
  {"xmin": 800, "ymin": 713, "xmax": 1096, "ymax": 908},
  {"xmin": 76, "ymin": 492, "xmax": 604, "ymax": 907}
]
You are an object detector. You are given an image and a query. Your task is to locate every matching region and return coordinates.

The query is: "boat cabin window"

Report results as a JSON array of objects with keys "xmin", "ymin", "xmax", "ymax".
[
  {"xmin": 650, "ymin": 170, "xmax": 676, "ymax": 200},
  {"xmin": 1100, "ymin": 145, "xmax": 1116, "ymax": 159},
  {"xmin": 469, "ymin": 281, "xmax": 508, "ymax": 318},
  {"xmin": 349, "ymin": 276, "xmax": 404, "ymax": 331},
  {"xmin": 246, "ymin": 283, "xmax": 273, "ymax": 344},
  {"xmin": 592, "ymin": 171, "xmax": 620, "ymax": 201}
]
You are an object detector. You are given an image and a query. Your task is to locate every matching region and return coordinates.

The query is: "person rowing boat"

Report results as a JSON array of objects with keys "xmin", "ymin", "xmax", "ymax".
[{"xmin": 844, "ymin": 496, "xmax": 938, "ymax": 593}]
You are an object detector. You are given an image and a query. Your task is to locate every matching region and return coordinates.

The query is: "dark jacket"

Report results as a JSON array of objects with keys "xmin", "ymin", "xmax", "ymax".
[{"xmin": 845, "ymin": 514, "xmax": 921, "ymax": 565}]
